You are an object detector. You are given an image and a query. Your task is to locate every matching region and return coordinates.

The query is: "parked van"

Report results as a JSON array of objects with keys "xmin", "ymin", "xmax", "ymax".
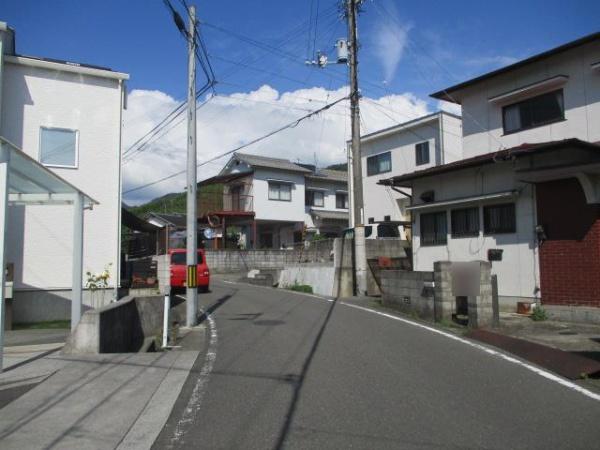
[{"xmin": 169, "ymin": 249, "xmax": 210, "ymax": 293}]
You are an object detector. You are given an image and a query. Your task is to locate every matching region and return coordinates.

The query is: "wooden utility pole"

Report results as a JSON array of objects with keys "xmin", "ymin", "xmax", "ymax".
[
  {"xmin": 185, "ymin": 4, "xmax": 198, "ymax": 326},
  {"xmin": 347, "ymin": 0, "xmax": 367, "ymax": 295}
]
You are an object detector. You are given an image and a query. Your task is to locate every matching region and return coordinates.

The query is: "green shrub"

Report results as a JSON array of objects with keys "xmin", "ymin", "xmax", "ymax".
[
  {"xmin": 288, "ymin": 283, "xmax": 313, "ymax": 294},
  {"xmin": 531, "ymin": 305, "xmax": 548, "ymax": 321}
]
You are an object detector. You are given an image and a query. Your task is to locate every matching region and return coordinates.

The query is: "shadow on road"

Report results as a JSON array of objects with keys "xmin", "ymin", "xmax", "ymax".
[{"xmin": 273, "ymin": 298, "xmax": 337, "ymax": 449}]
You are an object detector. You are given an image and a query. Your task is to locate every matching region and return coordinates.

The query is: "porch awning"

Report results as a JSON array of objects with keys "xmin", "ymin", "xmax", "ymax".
[
  {"xmin": 1, "ymin": 137, "xmax": 97, "ymax": 370},
  {"xmin": 406, "ymin": 190, "xmax": 518, "ymax": 212},
  {"xmin": 2, "ymin": 136, "xmax": 97, "ymax": 207},
  {"xmin": 310, "ymin": 209, "xmax": 349, "ymax": 221}
]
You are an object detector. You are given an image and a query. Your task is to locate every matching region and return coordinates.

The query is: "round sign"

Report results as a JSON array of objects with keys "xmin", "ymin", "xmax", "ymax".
[{"xmin": 203, "ymin": 228, "xmax": 214, "ymax": 239}]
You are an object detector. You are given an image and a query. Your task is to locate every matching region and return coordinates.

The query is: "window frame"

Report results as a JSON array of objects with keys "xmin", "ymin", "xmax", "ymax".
[
  {"xmin": 305, "ymin": 189, "xmax": 324, "ymax": 207},
  {"xmin": 366, "ymin": 151, "xmax": 392, "ymax": 176},
  {"xmin": 451, "ymin": 207, "xmax": 480, "ymax": 238},
  {"xmin": 335, "ymin": 192, "xmax": 348, "ymax": 209},
  {"xmin": 38, "ymin": 126, "xmax": 79, "ymax": 169},
  {"xmin": 415, "ymin": 141, "xmax": 430, "ymax": 166},
  {"xmin": 483, "ymin": 203, "xmax": 516, "ymax": 235},
  {"xmin": 420, "ymin": 211, "xmax": 448, "ymax": 246},
  {"xmin": 501, "ymin": 89, "xmax": 565, "ymax": 135},
  {"xmin": 268, "ymin": 182, "xmax": 292, "ymax": 202}
]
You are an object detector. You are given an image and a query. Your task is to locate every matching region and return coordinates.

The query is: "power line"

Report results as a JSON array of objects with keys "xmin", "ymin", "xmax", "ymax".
[{"xmin": 123, "ymin": 95, "xmax": 349, "ymax": 196}]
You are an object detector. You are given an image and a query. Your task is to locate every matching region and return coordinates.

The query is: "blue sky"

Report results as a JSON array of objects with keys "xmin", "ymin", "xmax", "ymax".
[
  {"xmin": 5, "ymin": 0, "xmax": 600, "ymax": 103},
  {"xmin": 4, "ymin": 0, "xmax": 600, "ymax": 203}
]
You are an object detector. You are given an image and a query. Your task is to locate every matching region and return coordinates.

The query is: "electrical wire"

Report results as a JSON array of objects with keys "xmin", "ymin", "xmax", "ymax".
[{"xmin": 123, "ymin": 95, "xmax": 349, "ymax": 195}]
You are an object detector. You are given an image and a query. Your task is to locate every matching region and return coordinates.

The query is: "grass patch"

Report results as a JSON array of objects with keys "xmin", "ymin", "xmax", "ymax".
[
  {"xmin": 13, "ymin": 320, "xmax": 70, "ymax": 330},
  {"xmin": 287, "ymin": 284, "xmax": 314, "ymax": 294}
]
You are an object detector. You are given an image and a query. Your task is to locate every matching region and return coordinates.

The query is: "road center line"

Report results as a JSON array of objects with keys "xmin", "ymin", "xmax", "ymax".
[{"xmin": 167, "ymin": 308, "xmax": 218, "ymax": 448}]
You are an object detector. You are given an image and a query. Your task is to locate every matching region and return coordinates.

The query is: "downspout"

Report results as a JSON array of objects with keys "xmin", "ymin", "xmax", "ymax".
[
  {"xmin": 114, "ymin": 80, "xmax": 125, "ymax": 301},
  {"xmin": 438, "ymin": 112, "xmax": 445, "ymax": 165}
]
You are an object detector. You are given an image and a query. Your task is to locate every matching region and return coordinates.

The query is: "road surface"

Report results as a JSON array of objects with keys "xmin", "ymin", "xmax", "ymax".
[{"xmin": 154, "ymin": 280, "xmax": 600, "ymax": 449}]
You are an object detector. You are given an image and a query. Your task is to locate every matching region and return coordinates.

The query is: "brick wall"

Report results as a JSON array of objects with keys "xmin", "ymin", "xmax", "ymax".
[{"xmin": 536, "ymin": 178, "xmax": 600, "ymax": 307}]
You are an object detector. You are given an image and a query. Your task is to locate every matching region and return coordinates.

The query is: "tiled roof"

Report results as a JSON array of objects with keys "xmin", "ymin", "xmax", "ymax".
[
  {"xmin": 234, "ymin": 153, "xmax": 311, "ymax": 173},
  {"xmin": 379, "ymin": 139, "xmax": 600, "ymax": 186},
  {"xmin": 305, "ymin": 169, "xmax": 347, "ymax": 183}
]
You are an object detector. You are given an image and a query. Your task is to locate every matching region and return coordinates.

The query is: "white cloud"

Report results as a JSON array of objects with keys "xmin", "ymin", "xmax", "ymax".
[
  {"xmin": 373, "ymin": 7, "xmax": 411, "ymax": 83},
  {"xmin": 463, "ymin": 55, "xmax": 518, "ymax": 68},
  {"xmin": 122, "ymin": 85, "xmax": 430, "ymax": 205}
]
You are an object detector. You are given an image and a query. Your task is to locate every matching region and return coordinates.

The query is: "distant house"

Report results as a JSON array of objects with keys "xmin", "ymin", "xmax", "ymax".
[
  {"xmin": 0, "ymin": 22, "xmax": 128, "ymax": 321},
  {"xmin": 381, "ymin": 32, "xmax": 600, "ymax": 322},
  {"xmin": 198, "ymin": 153, "xmax": 349, "ymax": 249},
  {"xmin": 360, "ymin": 111, "xmax": 462, "ymax": 239}
]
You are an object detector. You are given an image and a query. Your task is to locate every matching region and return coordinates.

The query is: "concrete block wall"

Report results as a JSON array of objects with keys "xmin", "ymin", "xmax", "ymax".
[
  {"xmin": 204, "ymin": 246, "xmax": 334, "ymax": 274},
  {"xmin": 380, "ymin": 261, "xmax": 494, "ymax": 328},
  {"xmin": 467, "ymin": 261, "xmax": 493, "ymax": 328},
  {"xmin": 433, "ymin": 261, "xmax": 454, "ymax": 322},
  {"xmin": 380, "ymin": 270, "xmax": 434, "ymax": 319}
]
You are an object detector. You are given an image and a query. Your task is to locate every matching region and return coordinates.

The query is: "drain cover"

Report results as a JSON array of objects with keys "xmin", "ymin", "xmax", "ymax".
[{"xmin": 558, "ymin": 330, "xmax": 578, "ymax": 335}]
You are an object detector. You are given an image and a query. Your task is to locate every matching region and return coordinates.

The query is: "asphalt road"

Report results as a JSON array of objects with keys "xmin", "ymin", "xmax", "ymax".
[{"xmin": 155, "ymin": 280, "xmax": 600, "ymax": 449}]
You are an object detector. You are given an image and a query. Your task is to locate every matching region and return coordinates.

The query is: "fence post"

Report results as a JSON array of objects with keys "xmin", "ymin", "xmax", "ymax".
[{"xmin": 491, "ymin": 274, "xmax": 499, "ymax": 328}]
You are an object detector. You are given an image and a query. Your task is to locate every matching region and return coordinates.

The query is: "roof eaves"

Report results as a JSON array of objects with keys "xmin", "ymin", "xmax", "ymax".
[
  {"xmin": 6, "ymin": 54, "xmax": 129, "ymax": 81},
  {"xmin": 380, "ymin": 139, "xmax": 600, "ymax": 186},
  {"xmin": 430, "ymin": 31, "xmax": 600, "ymax": 103}
]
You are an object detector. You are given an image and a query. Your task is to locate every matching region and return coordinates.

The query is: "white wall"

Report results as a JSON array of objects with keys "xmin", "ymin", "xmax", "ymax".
[
  {"xmin": 360, "ymin": 112, "xmax": 462, "ymax": 228},
  {"xmin": 252, "ymin": 167, "xmax": 306, "ymax": 222},
  {"xmin": 303, "ymin": 178, "xmax": 348, "ymax": 230},
  {"xmin": 459, "ymin": 40, "xmax": 600, "ymax": 158},
  {"xmin": 410, "ymin": 163, "xmax": 539, "ymax": 301},
  {"xmin": 2, "ymin": 61, "xmax": 123, "ymax": 290}
]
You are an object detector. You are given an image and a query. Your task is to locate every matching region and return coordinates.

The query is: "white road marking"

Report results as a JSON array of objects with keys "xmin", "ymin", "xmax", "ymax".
[
  {"xmin": 219, "ymin": 279, "xmax": 600, "ymax": 402},
  {"xmin": 167, "ymin": 309, "xmax": 218, "ymax": 448},
  {"xmin": 342, "ymin": 303, "xmax": 600, "ymax": 403}
]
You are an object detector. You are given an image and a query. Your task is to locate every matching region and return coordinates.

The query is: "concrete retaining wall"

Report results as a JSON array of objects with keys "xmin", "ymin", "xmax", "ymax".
[
  {"xmin": 278, "ymin": 264, "xmax": 336, "ymax": 297},
  {"xmin": 63, "ymin": 295, "xmax": 187, "ymax": 354},
  {"xmin": 12, "ymin": 288, "xmax": 116, "ymax": 323}
]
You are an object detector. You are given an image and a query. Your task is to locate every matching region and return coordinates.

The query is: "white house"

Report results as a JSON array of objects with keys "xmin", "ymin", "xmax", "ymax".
[
  {"xmin": 382, "ymin": 32, "xmax": 600, "ymax": 322},
  {"xmin": 0, "ymin": 22, "xmax": 128, "ymax": 321},
  {"xmin": 360, "ymin": 111, "xmax": 462, "ymax": 237},
  {"xmin": 198, "ymin": 153, "xmax": 348, "ymax": 249}
]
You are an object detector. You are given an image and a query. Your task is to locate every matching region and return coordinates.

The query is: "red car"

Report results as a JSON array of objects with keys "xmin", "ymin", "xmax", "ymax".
[{"xmin": 169, "ymin": 249, "xmax": 210, "ymax": 293}]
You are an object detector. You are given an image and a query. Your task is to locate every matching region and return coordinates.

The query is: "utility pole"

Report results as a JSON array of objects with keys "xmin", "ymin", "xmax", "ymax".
[
  {"xmin": 347, "ymin": 0, "xmax": 367, "ymax": 295},
  {"xmin": 185, "ymin": 4, "xmax": 198, "ymax": 326}
]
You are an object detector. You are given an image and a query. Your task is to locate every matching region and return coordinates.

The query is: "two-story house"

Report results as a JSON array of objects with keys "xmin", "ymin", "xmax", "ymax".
[
  {"xmin": 360, "ymin": 111, "xmax": 462, "ymax": 238},
  {"xmin": 0, "ymin": 22, "xmax": 128, "ymax": 322},
  {"xmin": 381, "ymin": 32, "xmax": 600, "ymax": 322},
  {"xmin": 198, "ymin": 153, "xmax": 348, "ymax": 249}
]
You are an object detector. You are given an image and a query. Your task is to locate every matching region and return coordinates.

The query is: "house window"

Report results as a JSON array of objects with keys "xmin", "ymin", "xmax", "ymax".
[
  {"xmin": 305, "ymin": 190, "xmax": 324, "ymax": 207},
  {"xmin": 39, "ymin": 127, "xmax": 78, "ymax": 168},
  {"xmin": 484, "ymin": 203, "xmax": 516, "ymax": 234},
  {"xmin": 336, "ymin": 192, "xmax": 348, "ymax": 209},
  {"xmin": 502, "ymin": 89, "xmax": 564, "ymax": 134},
  {"xmin": 366, "ymin": 152, "xmax": 392, "ymax": 176},
  {"xmin": 415, "ymin": 141, "xmax": 430, "ymax": 166},
  {"xmin": 451, "ymin": 207, "xmax": 480, "ymax": 237},
  {"xmin": 420, "ymin": 211, "xmax": 447, "ymax": 246},
  {"xmin": 268, "ymin": 182, "xmax": 292, "ymax": 201}
]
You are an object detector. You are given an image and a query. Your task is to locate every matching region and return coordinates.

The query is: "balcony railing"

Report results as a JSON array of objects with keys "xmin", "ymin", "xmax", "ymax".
[{"xmin": 198, "ymin": 192, "xmax": 254, "ymax": 216}]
